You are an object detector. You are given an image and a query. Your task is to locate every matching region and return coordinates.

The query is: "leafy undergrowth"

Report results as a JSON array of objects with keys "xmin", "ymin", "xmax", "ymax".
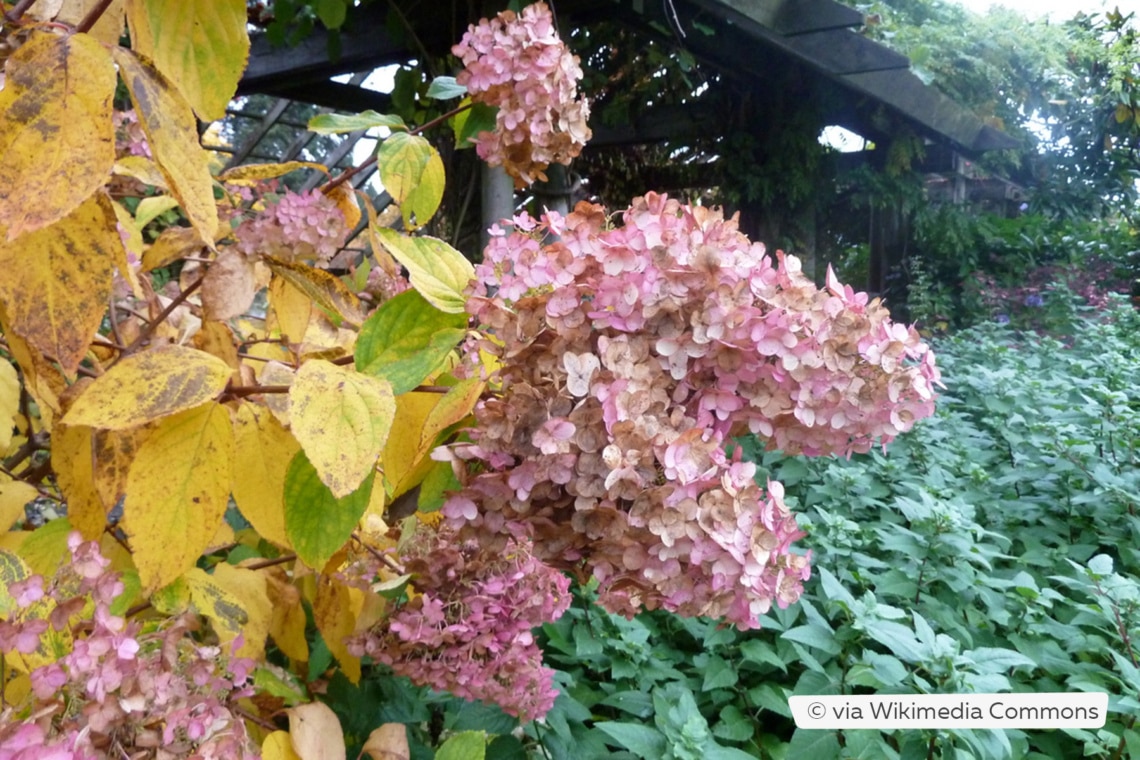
[{"xmin": 499, "ymin": 297, "xmax": 1139, "ymax": 760}]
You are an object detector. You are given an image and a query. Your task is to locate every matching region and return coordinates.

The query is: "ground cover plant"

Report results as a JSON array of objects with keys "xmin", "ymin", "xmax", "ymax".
[
  {"xmin": 0, "ymin": 2, "xmax": 944, "ymax": 758},
  {"xmin": 527, "ymin": 298, "xmax": 1140, "ymax": 759}
]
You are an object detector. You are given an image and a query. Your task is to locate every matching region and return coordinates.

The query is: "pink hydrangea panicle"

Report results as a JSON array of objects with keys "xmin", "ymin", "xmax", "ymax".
[
  {"xmin": 230, "ymin": 184, "xmax": 349, "ymax": 264},
  {"xmin": 440, "ymin": 193, "xmax": 940, "ymax": 629},
  {"xmin": 453, "ymin": 2, "xmax": 592, "ymax": 186}
]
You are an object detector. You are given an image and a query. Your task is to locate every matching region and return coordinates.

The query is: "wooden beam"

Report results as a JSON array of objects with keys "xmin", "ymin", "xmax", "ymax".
[{"xmin": 686, "ymin": 0, "xmax": 863, "ymax": 35}]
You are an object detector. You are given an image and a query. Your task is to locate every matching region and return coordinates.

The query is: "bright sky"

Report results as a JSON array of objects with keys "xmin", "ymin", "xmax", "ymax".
[{"xmin": 953, "ymin": 0, "xmax": 1140, "ymax": 21}]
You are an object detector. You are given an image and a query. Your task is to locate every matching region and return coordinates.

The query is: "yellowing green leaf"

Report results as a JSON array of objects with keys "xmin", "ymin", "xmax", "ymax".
[
  {"xmin": 420, "ymin": 377, "xmax": 484, "ymax": 451},
  {"xmin": 451, "ymin": 100, "xmax": 497, "ymax": 150},
  {"xmin": 0, "ymin": 192, "xmax": 118, "ymax": 375},
  {"xmin": 378, "ymin": 132, "xmax": 445, "ymax": 229},
  {"xmin": 112, "ymin": 47, "xmax": 218, "ymax": 248},
  {"xmin": 232, "ymin": 402, "xmax": 300, "ymax": 548},
  {"xmin": 62, "ymin": 344, "xmax": 231, "ymax": 430},
  {"xmin": 122, "ymin": 401, "xmax": 234, "ymax": 592},
  {"xmin": 308, "ymin": 111, "xmax": 406, "ymax": 135},
  {"xmin": 264, "ymin": 256, "xmax": 363, "ymax": 328},
  {"xmin": 286, "ymin": 702, "xmax": 347, "ymax": 760},
  {"xmin": 184, "ymin": 563, "xmax": 272, "ymax": 659},
  {"xmin": 0, "ymin": 359, "xmax": 19, "ymax": 454},
  {"xmin": 372, "ymin": 228, "xmax": 473, "ymax": 314},
  {"xmin": 284, "ymin": 449, "xmax": 374, "ymax": 570},
  {"xmin": 0, "ymin": 31, "xmax": 116, "ymax": 240},
  {"xmin": 289, "ymin": 360, "xmax": 394, "ymax": 498},
  {"xmin": 0, "ymin": 549, "xmax": 33, "ymax": 616},
  {"xmin": 125, "ymin": 0, "xmax": 250, "ymax": 122},
  {"xmin": 134, "ymin": 195, "xmax": 181, "ymax": 229},
  {"xmin": 355, "ymin": 289, "xmax": 467, "ymax": 395},
  {"xmin": 18, "ymin": 517, "xmax": 72, "ymax": 577},
  {"xmin": 218, "ymin": 161, "xmax": 327, "ymax": 186},
  {"xmin": 436, "ymin": 732, "xmax": 487, "ymax": 760}
]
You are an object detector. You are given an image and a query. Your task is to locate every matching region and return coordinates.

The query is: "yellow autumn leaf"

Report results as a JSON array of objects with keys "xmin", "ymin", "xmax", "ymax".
[
  {"xmin": 0, "ymin": 314, "xmax": 62, "ymax": 427},
  {"xmin": 263, "ymin": 256, "xmax": 364, "ymax": 328},
  {"xmin": 0, "ymin": 481, "xmax": 38, "ymax": 532},
  {"xmin": 57, "ymin": 0, "xmax": 126, "ymax": 47},
  {"xmin": 262, "ymin": 731, "xmax": 303, "ymax": 760},
  {"xmin": 219, "ymin": 161, "xmax": 328, "ymax": 186},
  {"xmin": 286, "ymin": 702, "xmax": 347, "ymax": 760},
  {"xmin": 231, "ymin": 402, "xmax": 299, "ymax": 548},
  {"xmin": 0, "ymin": 359, "xmax": 19, "ymax": 454},
  {"xmin": 313, "ymin": 574, "xmax": 362, "ymax": 684},
  {"xmin": 91, "ymin": 426, "xmax": 152, "ymax": 515},
  {"xmin": 322, "ymin": 182, "xmax": 362, "ymax": 231},
  {"xmin": 62, "ymin": 344, "xmax": 231, "ymax": 430},
  {"xmin": 125, "ymin": 0, "xmax": 250, "ymax": 122},
  {"xmin": 269, "ymin": 275, "xmax": 313, "ymax": 343},
  {"xmin": 266, "ymin": 569, "xmax": 309, "ymax": 662},
  {"xmin": 288, "ymin": 360, "xmax": 395, "ymax": 498},
  {"xmin": 0, "ymin": 31, "xmax": 116, "ymax": 240},
  {"xmin": 183, "ymin": 563, "xmax": 272, "ymax": 659},
  {"xmin": 112, "ymin": 155, "xmax": 169, "ymax": 189},
  {"xmin": 112, "ymin": 47, "xmax": 219, "ymax": 248},
  {"xmin": 51, "ymin": 424, "xmax": 106, "ymax": 540},
  {"xmin": 383, "ymin": 392, "xmax": 442, "ymax": 500},
  {"xmin": 372, "ymin": 227, "xmax": 474, "ymax": 314},
  {"xmin": 122, "ymin": 401, "xmax": 234, "ymax": 592},
  {"xmin": 141, "ymin": 225, "xmax": 206, "ymax": 272},
  {"xmin": 0, "ymin": 192, "xmax": 118, "ymax": 376}
]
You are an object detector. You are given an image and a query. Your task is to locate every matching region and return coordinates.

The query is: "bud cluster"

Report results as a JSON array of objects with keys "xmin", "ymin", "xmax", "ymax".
[
  {"xmin": 0, "ymin": 533, "xmax": 258, "ymax": 760},
  {"xmin": 453, "ymin": 1, "xmax": 592, "ymax": 186},
  {"xmin": 438, "ymin": 193, "xmax": 940, "ymax": 629}
]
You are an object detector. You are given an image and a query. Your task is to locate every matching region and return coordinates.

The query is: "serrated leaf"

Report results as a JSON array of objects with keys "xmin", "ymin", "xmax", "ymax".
[
  {"xmin": 378, "ymin": 132, "xmax": 445, "ymax": 229},
  {"xmin": 426, "ymin": 76, "xmax": 468, "ymax": 100},
  {"xmin": 0, "ymin": 192, "xmax": 118, "ymax": 375},
  {"xmin": 284, "ymin": 449, "xmax": 375, "ymax": 569},
  {"xmin": 184, "ymin": 564, "xmax": 272, "ymax": 659},
  {"xmin": 112, "ymin": 47, "xmax": 218, "ymax": 247},
  {"xmin": 286, "ymin": 702, "xmax": 347, "ymax": 760},
  {"xmin": 372, "ymin": 227, "xmax": 473, "ymax": 314},
  {"xmin": 218, "ymin": 161, "xmax": 328, "ymax": 185},
  {"xmin": 435, "ymin": 732, "xmax": 487, "ymax": 760},
  {"xmin": 62, "ymin": 344, "xmax": 231, "ymax": 430},
  {"xmin": 122, "ymin": 402, "xmax": 234, "ymax": 592},
  {"xmin": 355, "ymin": 289, "xmax": 467, "ymax": 394},
  {"xmin": 232, "ymin": 403, "xmax": 299, "ymax": 548},
  {"xmin": 308, "ymin": 111, "xmax": 406, "ymax": 135},
  {"xmin": 125, "ymin": 0, "xmax": 250, "ymax": 122},
  {"xmin": 289, "ymin": 360, "xmax": 394, "ymax": 498},
  {"xmin": 0, "ymin": 31, "xmax": 115, "ymax": 241},
  {"xmin": 264, "ymin": 256, "xmax": 363, "ymax": 327}
]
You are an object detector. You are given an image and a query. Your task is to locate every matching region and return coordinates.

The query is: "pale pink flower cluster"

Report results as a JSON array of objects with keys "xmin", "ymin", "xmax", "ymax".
[
  {"xmin": 0, "ymin": 533, "xmax": 258, "ymax": 760},
  {"xmin": 113, "ymin": 110, "xmax": 150, "ymax": 159},
  {"xmin": 232, "ymin": 186, "xmax": 348, "ymax": 263},
  {"xmin": 347, "ymin": 526, "xmax": 571, "ymax": 722},
  {"xmin": 453, "ymin": 1, "xmax": 592, "ymax": 187},
  {"xmin": 437, "ymin": 193, "xmax": 940, "ymax": 629}
]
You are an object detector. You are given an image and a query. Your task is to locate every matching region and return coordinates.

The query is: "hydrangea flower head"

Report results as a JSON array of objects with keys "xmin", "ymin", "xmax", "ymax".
[
  {"xmin": 440, "ymin": 193, "xmax": 941, "ymax": 630},
  {"xmin": 453, "ymin": 2, "xmax": 592, "ymax": 186}
]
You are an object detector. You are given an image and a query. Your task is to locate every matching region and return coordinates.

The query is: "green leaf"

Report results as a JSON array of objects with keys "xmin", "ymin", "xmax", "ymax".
[
  {"xmin": 372, "ymin": 227, "xmax": 474, "ymax": 313},
  {"xmin": 818, "ymin": 566, "xmax": 855, "ymax": 607},
  {"xmin": 452, "ymin": 100, "xmax": 498, "ymax": 149},
  {"xmin": 781, "ymin": 624, "xmax": 841, "ymax": 655},
  {"xmin": 786, "ymin": 727, "xmax": 842, "ymax": 760},
  {"xmin": 864, "ymin": 620, "xmax": 928, "ymax": 663},
  {"xmin": 378, "ymin": 131, "xmax": 445, "ymax": 229},
  {"xmin": 701, "ymin": 654, "xmax": 739, "ymax": 691},
  {"xmin": 435, "ymin": 730, "xmax": 487, "ymax": 760},
  {"xmin": 427, "ymin": 76, "xmax": 468, "ymax": 100},
  {"xmin": 595, "ymin": 722, "xmax": 668, "ymax": 758},
  {"xmin": 284, "ymin": 449, "xmax": 375, "ymax": 569},
  {"xmin": 965, "ymin": 646, "xmax": 1036, "ymax": 674},
  {"xmin": 314, "ymin": 0, "xmax": 347, "ymax": 28},
  {"xmin": 354, "ymin": 289, "xmax": 467, "ymax": 394},
  {"xmin": 308, "ymin": 110, "xmax": 407, "ymax": 135},
  {"xmin": 712, "ymin": 705, "xmax": 754, "ymax": 742}
]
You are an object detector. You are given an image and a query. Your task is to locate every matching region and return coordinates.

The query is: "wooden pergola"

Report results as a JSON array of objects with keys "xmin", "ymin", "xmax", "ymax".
[{"xmin": 220, "ymin": 0, "xmax": 1019, "ymax": 293}]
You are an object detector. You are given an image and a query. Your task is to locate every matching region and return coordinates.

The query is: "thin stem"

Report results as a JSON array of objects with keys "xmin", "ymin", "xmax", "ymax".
[
  {"xmin": 4, "ymin": 0, "xmax": 38, "ymax": 23},
  {"xmin": 224, "ymin": 384, "xmax": 292, "ymax": 398},
  {"xmin": 75, "ymin": 0, "xmax": 113, "ymax": 32},
  {"xmin": 122, "ymin": 273, "xmax": 205, "ymax": 357},
  {"xmin": 351, "ymin": 532, "xmax": 405, "ymax": 575},
  {"xmin": 245, "ymin": 553, "xmax": 297, "ymax": 571}
]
